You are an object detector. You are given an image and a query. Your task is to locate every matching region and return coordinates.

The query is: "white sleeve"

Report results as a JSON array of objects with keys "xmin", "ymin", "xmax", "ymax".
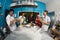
[
  {"xmin": 19, "ymin": 16, "xmax": 22, "ymax": 19},
  {"xmin": 24, "ymin": 17, "xmax": 26, "ymax": 20},
  {"xmin": 6, "ymin": 16, "xmax": 10, "ymax": 26},
  {"xmin": 47, "ymin": 17, "xmax": 51, "ymax": 22}
]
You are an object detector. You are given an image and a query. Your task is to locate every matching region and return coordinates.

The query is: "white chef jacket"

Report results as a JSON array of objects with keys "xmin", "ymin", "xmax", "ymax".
[
  {"xmin": 6, "ymin": 14, "xmax": 16, "ymax": 31},
  {"xmin": 42, "ymin": 15, "xmax": 51, "ymax": 31},
  {"xmin": 19, "ymin": 16, "xmax": 25, "ymax": 25}
]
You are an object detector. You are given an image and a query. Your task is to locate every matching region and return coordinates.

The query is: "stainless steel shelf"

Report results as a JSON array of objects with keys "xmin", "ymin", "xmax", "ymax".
[
  {"xmin": 10, "ymin": 2, "xmax": 38, "ymax": 8},
  {"xmin": 10, "ymin": 5, "xmax": 38, "ymax": 8}
]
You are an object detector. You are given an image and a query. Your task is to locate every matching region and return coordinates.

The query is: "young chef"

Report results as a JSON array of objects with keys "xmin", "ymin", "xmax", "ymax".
[
  {"xmin": 18, "ymin": 13, "xmax": 26, "ymax": 25},
  {"xmin": 6, "ymin": 9, "xmax": 16, "ymax": 32},
  {"xmin": 42, "ymin": 10, "xmax": 51, "ymax": 32}
]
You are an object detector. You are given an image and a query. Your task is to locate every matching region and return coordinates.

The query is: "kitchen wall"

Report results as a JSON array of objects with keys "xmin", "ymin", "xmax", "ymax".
[
  {"xmin": 0, "ymin": 0, "xmax": 11, "ymax": 27},
  {"xmin": 46, "ymin": 0, "xmax": 60, "ymax": 21},
  {"xmin": 0, "ymin": 0, "xmax": 46, "ymax": 27},
  {"xmin": 13, "ymin": 1, "xmax": 46, "ymax": 17}
]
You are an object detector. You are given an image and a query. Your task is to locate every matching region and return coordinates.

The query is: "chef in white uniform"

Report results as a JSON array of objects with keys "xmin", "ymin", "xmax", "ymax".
[
  {"xmin": 6, "ymin": 9, "xmax": 16, "ymax": 32},
  {"xmin": 19, "ymin": 13, "xmax": 26, "ymax": 25},
  {"xmin": 42, "ymin": 10, "xmax": 51, "ymax": 32}
]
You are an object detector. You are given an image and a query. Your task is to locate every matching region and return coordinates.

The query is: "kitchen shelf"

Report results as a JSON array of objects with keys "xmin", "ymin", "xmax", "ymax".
[{"xmin": 10, "ymin": 3, "xmax": 38, "ymax": 8}]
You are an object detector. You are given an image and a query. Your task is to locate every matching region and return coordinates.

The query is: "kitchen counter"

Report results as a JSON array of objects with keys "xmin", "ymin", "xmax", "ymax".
[{"xmin": 4, "ymin": 26, "xmax": 53, "ymax": 40}]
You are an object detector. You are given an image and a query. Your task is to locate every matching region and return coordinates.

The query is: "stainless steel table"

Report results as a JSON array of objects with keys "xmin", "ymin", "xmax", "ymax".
[{"xmin": 5, "ymin": 27, "xmax": 53, "ymax": 40}]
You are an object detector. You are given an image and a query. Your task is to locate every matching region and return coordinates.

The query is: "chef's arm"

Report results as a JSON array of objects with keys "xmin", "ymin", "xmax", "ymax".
[
  {"xmin": 15, "ymin": 18, "xmax": 20, "ymax": 22},
  {"xmin": 10, "ymin": 19, "xmax": 16, "ymax": 26},
  {"xmin": 43, "ymin": 21, "xmax": 50, "ymax": 25},
  {"xmin": 42, "ymin": 17, "xmax": 50, "ymax": 25}
]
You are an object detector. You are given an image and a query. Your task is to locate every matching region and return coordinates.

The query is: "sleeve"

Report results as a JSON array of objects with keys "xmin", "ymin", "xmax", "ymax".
[
  {"xmin": 19, "ymin": 16, "xmax": 22, "ymax": 19},
  {"xmin": 6, "ymin": 16, "xmax": 10, "ymax": 26},
  {"xmin": 47, "ymin": 17, "xmax": 51, "ymax": 22},
  {"xmin": 24, "ymin": 17, "xmax": 26, "ymax": 20}
]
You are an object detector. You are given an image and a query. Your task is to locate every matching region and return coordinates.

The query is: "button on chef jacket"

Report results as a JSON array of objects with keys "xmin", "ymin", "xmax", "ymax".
[
  {"xmin": 42, "ymin": 15, "xmax": 51, "ymax": 31},
  {"xmin": 6, "ymin": 14, "xmax": 16, "ymax": 31}
]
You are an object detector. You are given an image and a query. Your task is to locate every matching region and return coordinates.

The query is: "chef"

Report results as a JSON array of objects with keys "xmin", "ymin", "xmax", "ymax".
[
  {"xmin": 6, "ymin": 9, "xmax": 16, "ymax": 32},
  {"xmin": 42, "ymin": 10, "xmax": 51, "ymax": 32},
  {"xmin": 18, "ymin": 13, "xmax": 26, "ymax": 26}
]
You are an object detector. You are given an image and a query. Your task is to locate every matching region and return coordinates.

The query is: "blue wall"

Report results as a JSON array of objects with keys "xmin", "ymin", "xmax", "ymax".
[
  {"xmin": 13, "ymin": 1, "xmax": 46, "ymax": 17},
  {"xmin": 0, "ymin": 0, "xmax": 11, "ymax": 27},
  {"xmin": 34, "ymin": 1, "xmax": 46, "ymax": 16},
  {"xmin": 0, "ymin": 0, "xmax": 46, "ymax": 27}
]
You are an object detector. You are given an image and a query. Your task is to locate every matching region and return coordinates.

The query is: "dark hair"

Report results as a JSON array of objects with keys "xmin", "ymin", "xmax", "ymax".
[
  {"xmin": 9, "ymin": 9, "xmax": 14, "ymax": 13},
  {"xmin": 44, "ymin": 10, "xmax": 48, "ymax": 14},
  {"xmin": 37, "ymin": 13, "xmax": 39, "ymax": 15}
]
